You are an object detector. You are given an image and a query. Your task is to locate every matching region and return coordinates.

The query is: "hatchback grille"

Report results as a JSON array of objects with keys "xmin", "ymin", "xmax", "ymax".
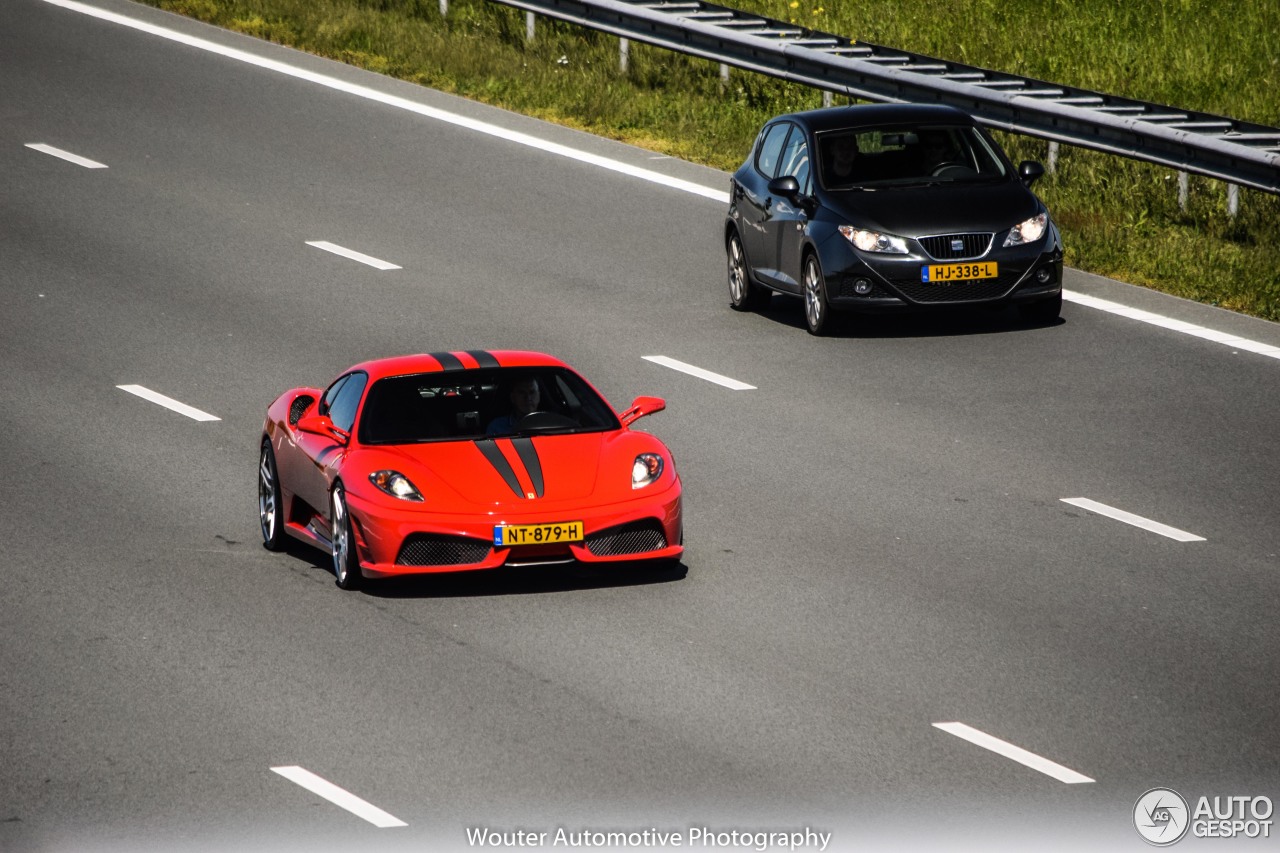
[
  {"xmin": 888, "ymin": 274, "xmax": 1020, "ymax": 303},
  {"xmin": 585, "ymin": 521, "xmax": 667, "ymax": 557},
  {"xmin": 919, "ymin": 233, "xmax": 992, "ymax": 261},
  {"xmin": 396, "ymin": 534, "xmax": 491, "ymax": 566}
]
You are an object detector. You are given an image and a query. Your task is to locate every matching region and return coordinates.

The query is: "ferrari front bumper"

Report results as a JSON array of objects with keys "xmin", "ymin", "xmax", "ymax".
[{"xmin": 345, "ymin": 483, "xmax": 683, "ymax": 577}]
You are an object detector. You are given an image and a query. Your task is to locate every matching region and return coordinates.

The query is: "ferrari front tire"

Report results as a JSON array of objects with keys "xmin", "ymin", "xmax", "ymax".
[
  {"xmin": 259, "ymin": 439, "xmax": 286, "ymax": 551},
  {"xmin": 330, "ymin": 484, "xmax": 362, "ymax": 590}
]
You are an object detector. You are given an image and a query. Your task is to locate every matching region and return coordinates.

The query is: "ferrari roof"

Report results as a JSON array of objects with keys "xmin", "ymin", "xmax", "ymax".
[{"xmin": 348, "ymin": 350, "xmax": 568, "ymax": 380}]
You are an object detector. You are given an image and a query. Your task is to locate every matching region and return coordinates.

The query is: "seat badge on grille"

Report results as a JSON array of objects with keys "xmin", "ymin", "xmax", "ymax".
[
  {"xmin": 527, "ymin": 492, "xmax": 536, "ymax": 499},
  {"xmin": 951, "ymin": 238, "xmax": 964, "ymax": 252}
]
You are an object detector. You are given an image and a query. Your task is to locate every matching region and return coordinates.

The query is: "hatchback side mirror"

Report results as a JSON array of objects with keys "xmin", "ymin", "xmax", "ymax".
[
  {"xmin": 620, "ymin": 395, "xmax": 666, "ymax": 427},
  {"xmin": 768, "ymin": 176, "xmax": 816, "ymax": 215},
  {"xmin": 768, "ymin": 176, "xmax": 800, "ymax": 198},
  {"xmin": 1019, "ymin": 160, "xmax": 1045, "ymax": 187}
]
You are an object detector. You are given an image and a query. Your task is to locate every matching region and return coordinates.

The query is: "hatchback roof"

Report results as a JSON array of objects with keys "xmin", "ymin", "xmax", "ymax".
[{"xmin": 771, "ymin": 103, "xmax": 977, "ymax": 134}]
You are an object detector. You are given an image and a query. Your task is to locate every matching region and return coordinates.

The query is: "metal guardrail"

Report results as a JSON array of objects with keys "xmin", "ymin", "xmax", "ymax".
[{"xmin": 489, "ymin": 0, "xmax": 1280, "ymax": 196}]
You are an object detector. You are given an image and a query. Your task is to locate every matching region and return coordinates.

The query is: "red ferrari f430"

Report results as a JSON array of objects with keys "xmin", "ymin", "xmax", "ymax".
[{"xmin": 258, "ymin": 351, "xmax": 683, "ymax": 588}]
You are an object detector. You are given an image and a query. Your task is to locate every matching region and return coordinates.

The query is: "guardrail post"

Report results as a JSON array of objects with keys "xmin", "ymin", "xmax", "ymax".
[
  {"xmin": 1047, "ymin": 141, "xmax": 1058, "ymax": 173},
  {"xmin": 439, "ymin": 0, "xmax": 447, "ymax": 15},
  {"xmin": 1178, "ymin": 173, "xmax": 1189, "ymax": 210},
  {"xmin": 526, "ymin": 11, "xmax": 535, "ymax": 42},
  {"xmin": 620, "ymin": 37, "xmax": 629, "ymax": 72},
  {"xmin": 720, "ymin": 62, "xmax": 729, "ymax": 91},
  {"xmin": 1228, "ymin": 183, "xmax": 1239, "ymax": 218},
  {"xmin": 822, "ymin": 91, "xmax": 832, "ymax": 108}
]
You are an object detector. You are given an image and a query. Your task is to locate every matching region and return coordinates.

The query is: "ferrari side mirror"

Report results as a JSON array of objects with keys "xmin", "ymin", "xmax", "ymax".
[
  {"xmin": 296, "ymin": 413, "xmax": 349, "ymax": 444},
  {"xmin": 620, "ymin": 395, "xmax": 666, "ymax": 427}
]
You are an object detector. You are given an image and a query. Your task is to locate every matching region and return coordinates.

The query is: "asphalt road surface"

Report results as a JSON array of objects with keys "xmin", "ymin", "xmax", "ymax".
[{"xmin": 2, "ymin": 2, "xmax": 1278, "ymax": 851}]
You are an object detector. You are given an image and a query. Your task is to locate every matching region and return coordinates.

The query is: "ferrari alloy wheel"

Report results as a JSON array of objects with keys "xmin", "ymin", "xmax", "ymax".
[
  {"xmin": 259, "ymin": 440, "xmax": 285, "ymax": 551},
  {"xmin": 803, "ymin": 253, "xmax": 831, "ymax": 336},
  {"xmin": 330, "ymin": 484, "xmax": 361, "ymax": 590},
  {"xmin": 727, "ymin": 232, "xmax": 768, "ymax": 312}
]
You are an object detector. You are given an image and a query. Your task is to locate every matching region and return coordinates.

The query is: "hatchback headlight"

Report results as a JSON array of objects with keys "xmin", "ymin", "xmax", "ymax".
[
  {"xmin": 839, "ymin": 226, "xmax": 908, "ymax": 254},
  {"xmin": 1003, "ymin": 212, "xmax": 1048, "ymax": 246},
  {"xmin": 632, "ymin": 454, "xmax": 664, "ymax": 489},
  {"xmin": 369, "ymin": 470, "xmax": 424, "ymax": 502}
]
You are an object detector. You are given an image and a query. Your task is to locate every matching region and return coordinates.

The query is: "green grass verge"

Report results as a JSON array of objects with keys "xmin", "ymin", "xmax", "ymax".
[{"xmin": 142, "ymin": 0, "xmax": 1280, "ymax": 320}]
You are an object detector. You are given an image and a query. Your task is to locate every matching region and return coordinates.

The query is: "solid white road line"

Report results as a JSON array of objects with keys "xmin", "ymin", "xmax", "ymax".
[
  {"xmin": 642, "ymin": 355, "xmax": 756, "ymax": 390},
  {"xmin": 41, "ymin": 0, "xmax": 730, "ymax": 204},
  {"xmin": 116, "ymin": 384, "xmax": 220, "ymax": 421},
  {"xmin": 45, "ymin": 1, "xmax": 1279, "ymax": 359},
  {"xmin": 1063, "ymin": 291, "xmax": 1280, "ymax": 361},
  {"xmin": 1060, "ymin": 497, "xmax": 1206, "ymax": 542},
  {"xmin": 271, "ymin": 766, "xmax": 407, "ymax": 828},
  {"xmin": 305, "ymin": 240, "xmax": 401, "ymax": 270},
  {"xmin": 25, "ymin": 142, "xmax": 108, "ymax": 169},
  {"xmin": 933, "ymin": 722, "xmax": 1095, "ymax": 784}
]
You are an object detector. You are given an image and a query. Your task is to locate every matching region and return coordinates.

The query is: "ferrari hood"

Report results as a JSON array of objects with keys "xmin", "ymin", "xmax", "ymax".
[
  {"xmin": 823, "ymin": 180, "xmax": 1041, "ymax": 237},
  {"xmin": 370, "ymin": 433, "xmax": 608, "ymax": 506}
]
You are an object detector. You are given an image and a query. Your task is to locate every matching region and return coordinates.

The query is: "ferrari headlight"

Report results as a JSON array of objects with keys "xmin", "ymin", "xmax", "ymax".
[
  {"xmin": 1003, "ymin": 212, "xmax": 1048, "ymax": 246},
  {"xmin": 632, "ymin": 454, "xmax": 664, "ymax": 489},
  {"xmin": 839, "ymin": 226, "xmax": 908, "ymax": 254},
  {"xmin": 369, "ymin": 470, "xmax": 424, "ymax": 502}
]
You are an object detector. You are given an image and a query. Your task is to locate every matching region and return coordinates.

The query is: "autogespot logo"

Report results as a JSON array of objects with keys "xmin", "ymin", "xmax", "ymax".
[{"xmin": 1135, "ymin": 788, "xmax": 1191, "ymax": 846}]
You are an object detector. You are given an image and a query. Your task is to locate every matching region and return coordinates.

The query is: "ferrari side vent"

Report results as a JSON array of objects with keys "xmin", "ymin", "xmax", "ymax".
[
  {"xmin": 289, "ymin": 395, "xmax": 315, "ymax": 426},
  {"xmin": 396, "ymin": 534, "xmax": 491, "ymax": 566},
  {"xmin": 585, "ymin": 520, "xmax": 667, "ymax": 557}
]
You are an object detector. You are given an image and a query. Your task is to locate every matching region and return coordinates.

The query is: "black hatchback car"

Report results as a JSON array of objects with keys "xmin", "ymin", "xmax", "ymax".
[{"xmin": 725, "ymin": 104, "xmax": 1064, "ymax": 334}]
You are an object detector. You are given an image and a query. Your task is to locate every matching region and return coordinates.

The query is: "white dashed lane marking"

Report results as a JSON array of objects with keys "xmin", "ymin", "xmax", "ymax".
[
  {"xmin": 642, "ymin": 356, "xmax": 756, "ymax": 390},
  {"xmin": 271, "ymin": 766, "xmax": 407, "ymax": 828},
  {"xmin": 933, "ymin": 722, "xmax": 1095, "ymax": 784},
  {"xmin": 305, "ymin": 241, "xmax": 401, "ymax": 270},
  {"xmin": 25, "ymin": 143, "xmax": 108, "ymax": 169},
  {"xmin": 1060, "ymin": 498, "xmax": 1206, "ymax": 542},
  {"xmin": 116, "ymin": 385, "xmax": 220, "ymax": 421}
]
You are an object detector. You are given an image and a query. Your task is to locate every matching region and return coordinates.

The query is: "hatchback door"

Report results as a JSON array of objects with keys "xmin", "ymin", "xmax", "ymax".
[
  {"xmin": 736, "ymin": 121, "xmax": 792, "ymax": 277},
  {"xmin": 765, "ymin": 127, "xmax": 813, "ymax": 292}
]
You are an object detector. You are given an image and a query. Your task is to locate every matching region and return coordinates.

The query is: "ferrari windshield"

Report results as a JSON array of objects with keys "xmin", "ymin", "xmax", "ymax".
[
  {"xmin": 358, "ymin": 367, "xmax": 621, "ymax": 445},
  {"xmin": 818, "ymin": 124, "xmax": 1009, "ymax": 189}
]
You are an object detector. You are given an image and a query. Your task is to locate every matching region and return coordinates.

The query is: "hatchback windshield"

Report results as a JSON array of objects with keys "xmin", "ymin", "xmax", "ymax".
[
  {"xmin": 817, "ymin": 124, "xmax": 1008, "ymax": 189},
  {"xmin": 358, "ymin": 367, "xmax": 621, "ymax": 445}
]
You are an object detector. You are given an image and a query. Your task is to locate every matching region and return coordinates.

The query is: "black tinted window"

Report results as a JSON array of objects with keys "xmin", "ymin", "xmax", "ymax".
[
  {"xmin": 754, "ymin": 123, "xmax": 792, "ymax": 179},
  {"xmin": 777, "ymin": 128, "xmax": 811, "ymax": 194},
  {"xmin": 818, "ymin": 124, "xmax": 1009, "ymax": 188},
  {"xmin": 327, "ymin": 372, "xmax": 367, "ymax": 433},
  {"xmin": 358, "ymin": 367, "xmax": 621, "ymax": 445}
]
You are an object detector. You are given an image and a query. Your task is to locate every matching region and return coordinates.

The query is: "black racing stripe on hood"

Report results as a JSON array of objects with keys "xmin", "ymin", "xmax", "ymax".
[
  {"xmin": 430, "ymin": 351, "xmax": 465, "ymax": 372},
  {"xmin": 510, "ymin": 437, "xmax": 544, "ymax": 498},
  {"xmin": 475, "ymin": 439, "xmax": 525, "ymax": 499},
  {"xmin": 466, "ymin": 350, "xmax": 500, "ymax": 369}
]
